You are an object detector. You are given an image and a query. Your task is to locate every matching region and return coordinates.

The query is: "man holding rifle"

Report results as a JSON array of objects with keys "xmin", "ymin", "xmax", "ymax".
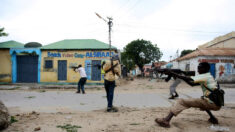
[
  {"xmin": 155, "ymin": 62, "xmax": 222, "ymax": 128},
  {"xmin": 74, "ymin": 64, "xmax": 87, "ymax": 94},
  {"xmin": 157, "ymin": 68, "xmax": 195, "ymax": 99},
  {"xmin": 102, "ymin": 54, "xmax": 121, "ymax": 112}
]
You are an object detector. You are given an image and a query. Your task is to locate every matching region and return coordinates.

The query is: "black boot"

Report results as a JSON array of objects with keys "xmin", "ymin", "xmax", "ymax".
[
  {"xmin": 107, "ymin": 106, "xmax": 118, "ymax": 112},
  {"xmin": 76, "ymin": 90, "xmax": 80, "ymax": 93},
  {"xmin": 174, "ymin": 92, "xmax": 179, "ymax": 97},
  {"xmin": 155, "ymin": 112, "xmax": 174, "ymax": 128},
  {"xmin": 168, "ymin": 95, "xmax": 175, "ymax": 99},
  {"xmin": 206, "ymin": 110, "xmax": 219, "ymax": 124}
]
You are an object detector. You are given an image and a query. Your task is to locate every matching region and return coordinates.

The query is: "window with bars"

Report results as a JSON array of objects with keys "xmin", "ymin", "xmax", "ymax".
[{"xmin": 45, "ymin": 60, "xmax": 53, "ymax": 68}]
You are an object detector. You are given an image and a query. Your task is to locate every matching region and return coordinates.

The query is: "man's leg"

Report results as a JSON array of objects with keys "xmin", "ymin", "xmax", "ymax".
[
  {"xmin": 77, "ymin": 79, "xmax": 81, "ymax": 93},
  {"xmin": 105, "ymin": 80, "xmax": 117, "ymax": 112},
  {"xmin": 81, "ymin": 78, "xmax": 87, "ymax": 94},
  {"xmin": 206, "ymin": 110, "xmax": 218, "ymax": 124},
  {"xmin": 81, "ymin": 84, "xmax": 85, "ymax": 94},
  {"xmin": 169, "ymin": 84, "xmax": 175, "ymax": 99},
  {"xmin": 155, "ymin": 112, "xmax": 174, "ymax": 128},
  {"xmin": 107, "ymin": 81, "xmax": 115, "ymax": 109},
  {"xmin": 104, "ymin": 80, "xmax": 111, "ymax": 110},
  {"xmin": 155, "ymin": 98, "xmax": 220, "ymax": 127},
  {"xmin": 169, "ymin": 80, "xmax": 178, "ymax": 99}
]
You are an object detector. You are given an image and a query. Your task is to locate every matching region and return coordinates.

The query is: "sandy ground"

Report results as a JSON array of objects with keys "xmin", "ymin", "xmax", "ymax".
[{"xmin": 3, "ymin": 78, "xmax": 235, "ymax": 132}]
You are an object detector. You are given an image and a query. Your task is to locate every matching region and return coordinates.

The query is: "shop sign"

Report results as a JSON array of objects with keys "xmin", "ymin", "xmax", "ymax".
[
  {"xmin": 198, "ymin": 59, "xmax": 234, "ymax": 63},
  {"xmin": 47, "ymin": 51, "xmax": 113, "ymax": 58}
]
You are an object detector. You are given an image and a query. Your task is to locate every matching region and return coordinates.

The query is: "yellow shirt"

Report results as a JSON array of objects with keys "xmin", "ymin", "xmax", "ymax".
[{"xmin": 102, "ymin": 60, "xmax": 121, "ymax": 81}]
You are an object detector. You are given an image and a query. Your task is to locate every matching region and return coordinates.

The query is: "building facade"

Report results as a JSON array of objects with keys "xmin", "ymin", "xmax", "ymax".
[
  {"xmin": 40, "ymin": 39, "xmax": 117, "ymax": 84},
  {"xmin": 0, "ymin": 41, "xmax": 24, "ymax": 83},
  {"xmin": 176, "ymin": 49, "xmax": 235, "ymax": 79},
  {"xmin": 170, "ymin": 32, "xmax": 235, "ymax": 81},
  {"xmin": 198, "ymin": 31, "xmax": 235, "ymax": 49},
  {"xmin": 0, "ymin": 39, "xmax": 117, "ymax": 84},
  {"xmin": 143, "ymin": 64, "xmax": 151, "ymax": 77}
]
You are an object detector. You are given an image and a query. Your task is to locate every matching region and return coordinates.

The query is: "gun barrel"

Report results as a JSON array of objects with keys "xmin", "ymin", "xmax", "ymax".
[{"xmin": 183, "ymin": 71, "xmax": 195, "ymax": 76}]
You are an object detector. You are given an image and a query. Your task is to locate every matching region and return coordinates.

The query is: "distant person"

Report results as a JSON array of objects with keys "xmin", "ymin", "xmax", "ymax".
[
  {"xmin": 75, "ymin": 64, "xmax": 87, "ymax": 94},
  {"xmin": 149, "ymin": 62, "xmax": 155, "ymax": 81},
  {"xmin": 165, "ymin": 63, "xmax": 181, "ymax": 99},
  {"xmin": 155, "ymin": 62, "xmax": 221, "ymax": 128},
  {"xmin": 168, "ymin": 77, "xmax": 181, "ymax": 99},
  {"xmin": 102, "ymin": 54, "xmax": 121, "ymax": 112},
  {"xmin": 151, "ymin": 62, "xmax": 155, "ymax": 69}
]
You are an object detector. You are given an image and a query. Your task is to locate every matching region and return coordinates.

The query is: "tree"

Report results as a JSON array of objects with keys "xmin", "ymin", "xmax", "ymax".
[
  {"xmin": 0, "ymin": 27, "xmax": 8, "ymax": 37},
  {"xmin": 121, "ymin": 51, "xmax": 135, "ymax": 72},
  {"xmin": 122, "ymin": 39, "xmax": 162, "ymax": 74},
  {"xmin": 180, "ymin": 49, "xmax": 195, "ymax": 57}
]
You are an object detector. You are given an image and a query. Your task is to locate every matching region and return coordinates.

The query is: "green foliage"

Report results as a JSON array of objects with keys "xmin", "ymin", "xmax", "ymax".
[
  {"xmin": 10, "ymin": 116, "xmax": 18, "ymax": 124},
  {"xmin": 0, "ymin": 27, "xmax": 8, "ymax": 37},
  {"xmin": 121, "ymin": 52, "xmax": 135, "ymax": 71},
  {"xmin": 57, "ymin": 124, "xmax": 82, "ymax": 132},
  {"xmin": 122, "ymin": 39, "xmax": 162, "ymax": 71},
  {"xmin": 180, "ymin": 49, "xmax": 195, "ymax": 57}
]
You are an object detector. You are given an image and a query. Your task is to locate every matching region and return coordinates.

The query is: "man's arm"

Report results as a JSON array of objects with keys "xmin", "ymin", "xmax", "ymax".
[{"xmin": 114, "ymin": 61, "xmax": 121, "ymax": 77}]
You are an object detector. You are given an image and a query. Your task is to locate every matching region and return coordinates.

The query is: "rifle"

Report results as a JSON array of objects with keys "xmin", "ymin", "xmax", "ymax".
[
  {"xmin": 71, "ymin": 64, "xmax": 101, "ymax": 71},
  {"xmin": 155, "ymin": 68, "xmax": 195, "ymax": 82},
  {"xmin": 71, "ymin": 66, "xmax": 80, "ymax": 71},
  {"xmin": 87, "ymin": 64, "xmax": 101, "ymax": 69}
]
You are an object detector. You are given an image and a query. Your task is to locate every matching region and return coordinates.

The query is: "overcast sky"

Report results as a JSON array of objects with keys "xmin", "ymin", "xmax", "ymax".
[{"xmin": 1, "ymin": 0, "xmax": 235, "ymax": 61}]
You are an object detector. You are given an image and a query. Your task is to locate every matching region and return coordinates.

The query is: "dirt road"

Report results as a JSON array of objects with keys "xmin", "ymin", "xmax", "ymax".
[{"xmin": 1, "ymin": 78, "xmax": 235, "ymax": 132}]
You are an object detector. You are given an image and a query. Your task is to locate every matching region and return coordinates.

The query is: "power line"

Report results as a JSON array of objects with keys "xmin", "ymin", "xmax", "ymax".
[
  {"xmin": 115, "ymin": 0, "xmax": 141, "ymax": 20},
  {"xmin": 115, "ymin": 23, "xmax": 229, "ymax": 34}
]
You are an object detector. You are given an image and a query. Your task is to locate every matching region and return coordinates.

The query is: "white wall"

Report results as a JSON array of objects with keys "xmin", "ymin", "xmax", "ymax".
[{"xmin": 178, "ymin": 56, "xmax": 235, "ymax": 80}]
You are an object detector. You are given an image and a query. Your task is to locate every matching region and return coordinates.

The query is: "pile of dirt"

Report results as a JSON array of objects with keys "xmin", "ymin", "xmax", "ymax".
[{"xmin": 0, "ymin": 100, "xmax": 10, "ymax": 130}]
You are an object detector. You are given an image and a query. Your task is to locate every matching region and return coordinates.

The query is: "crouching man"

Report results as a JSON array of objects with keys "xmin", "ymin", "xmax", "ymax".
[{"xmin": 155, "ymin": 62, "xmax": 221, "ymax": 128}]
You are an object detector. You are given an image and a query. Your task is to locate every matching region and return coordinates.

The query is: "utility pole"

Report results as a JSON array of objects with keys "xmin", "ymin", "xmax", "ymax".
[{"xmin": 95, "ymin": 12, "xmax": 113, "ymax": 59}]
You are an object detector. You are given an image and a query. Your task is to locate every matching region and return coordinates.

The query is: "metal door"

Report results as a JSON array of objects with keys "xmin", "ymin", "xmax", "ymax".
[
  {"xmin": 85, "ymin": 60, "xmax": 92, "ymax": 80},
  {"xmin": 91, "ymin": 60, "xmax": 101, "ymax": 81},
  {"xmin": 17, "ymin": 55, "xmax": 38, "ymax": 83},
  {"xmin": 58, "ymin": 60, "xmax": 67, "ymax": 80},
  {"xmin": 209, "ymin": 63, "xmax": 216, "ymax": 79},
  {"xmin": 225, "ymin": 63, "xmax": 232, "ymax": 76}
]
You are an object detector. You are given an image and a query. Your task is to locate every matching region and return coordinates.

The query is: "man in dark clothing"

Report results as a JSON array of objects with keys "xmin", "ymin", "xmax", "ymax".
[{"xmin": 75, "ymin": 64, "xmax": 87, "ymax": 94}]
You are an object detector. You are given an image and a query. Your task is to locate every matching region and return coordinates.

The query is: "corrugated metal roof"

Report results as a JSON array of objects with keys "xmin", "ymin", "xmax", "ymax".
[
  {"xmin": 0, "ymin": 40, "xmax": 24, "ymax": 48},
  {"xmin": 177, "ymin": 48, "xmax": 235, "ymax": 61},
  {"xmin": 41, "ymin": 39, "xmax": 117, "ymax": 50}
]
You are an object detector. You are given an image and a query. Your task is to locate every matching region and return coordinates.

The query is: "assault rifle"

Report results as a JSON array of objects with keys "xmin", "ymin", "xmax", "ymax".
[
  {"xmin": 71, "ymin": 64, "xmax": 101, "ymax": 71},
  {"xmin": 71, "ymin": 65, "xmax": 81, "ymax": 71},
  {"xmin": 155, "ymin": 68, "xmax": 195, "ymax": 82}
]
